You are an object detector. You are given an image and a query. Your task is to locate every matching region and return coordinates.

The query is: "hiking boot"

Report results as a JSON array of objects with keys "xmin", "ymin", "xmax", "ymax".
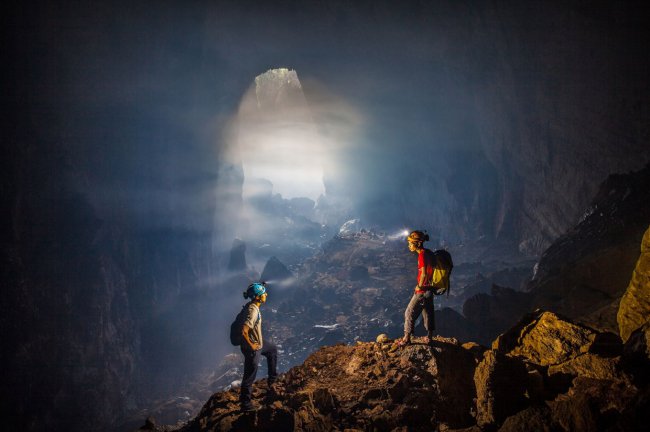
[{"xmin": 396, "ymin": 337, "xmax": 410, "ymax": 347}]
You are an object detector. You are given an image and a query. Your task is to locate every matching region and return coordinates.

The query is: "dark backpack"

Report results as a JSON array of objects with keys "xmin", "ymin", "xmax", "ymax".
[
  {"xmin": 431, "ymin": 249, "xmax": 453, "ymax": 296},
  {"xmin": 229, "ymin": 303, "xmax": 260, "ymax": 346}
]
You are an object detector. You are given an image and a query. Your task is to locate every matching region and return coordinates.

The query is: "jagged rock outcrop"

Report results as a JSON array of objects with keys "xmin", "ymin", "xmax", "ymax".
[
  {"xmin": 261, "ymin": 256, "xmax": 293, "ymax": 283},
  {"xmin": 180, "ymin": 337, "xmax": 477, "ymax": 432},
  {"xmin": 617, "ymin": 225, "xmax": 650, "ymax": 342},
  {"xmin": 159, "ymin": 310, "xmax": 647, "ymax": 432},
  {"xmin": 227, "ymin": 239, "xmax": 247, "ymax": 271}
]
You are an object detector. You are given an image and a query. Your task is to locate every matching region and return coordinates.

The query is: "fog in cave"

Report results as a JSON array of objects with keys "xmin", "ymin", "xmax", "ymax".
[{"xmin": 3, "ymin": 1, "xmax": 649, "ymax": 431}]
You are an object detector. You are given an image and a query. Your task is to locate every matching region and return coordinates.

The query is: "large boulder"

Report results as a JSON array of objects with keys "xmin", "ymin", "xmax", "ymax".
[
  {"xmin": 617, "ymin": 225, "xmax": 650, "ymax": 342},
  {"xmin": 474, "ymin": 349, "xmax": 528, "ymax": 428},
  {"xmin": 492, "ymin": 311, "xmax": 598, "ymax": 366}
]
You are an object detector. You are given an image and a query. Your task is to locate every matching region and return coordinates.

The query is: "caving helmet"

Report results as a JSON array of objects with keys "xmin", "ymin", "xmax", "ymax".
[
  {"xmin": 407, "ymin": 230, "xmax": 429, "ymax": 245},
  {"xmin": 244, "ymin": 282, "xmax": 267, "ymax": 299}
]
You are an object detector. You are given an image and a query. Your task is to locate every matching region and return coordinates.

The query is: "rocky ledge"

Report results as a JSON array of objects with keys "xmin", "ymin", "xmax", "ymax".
[{"xmin": 136, "ymin": 309, "xmax": 649, "ymax": 432}]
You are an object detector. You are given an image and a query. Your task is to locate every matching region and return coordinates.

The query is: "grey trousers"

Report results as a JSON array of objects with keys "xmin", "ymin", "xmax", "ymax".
[{"xmin": 403, "ymin": 291, "xmax": 435, "ymax": 338}]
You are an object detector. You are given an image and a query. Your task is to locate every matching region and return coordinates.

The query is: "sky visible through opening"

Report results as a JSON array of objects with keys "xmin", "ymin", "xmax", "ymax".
[{"xmin": 239, "ymin": 68, "xmax": 328, "ymax": 201}]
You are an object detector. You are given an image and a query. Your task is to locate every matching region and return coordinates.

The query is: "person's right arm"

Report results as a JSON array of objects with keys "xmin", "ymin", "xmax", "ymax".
[{"xmin": 242, "ymin": 324, "xmax": 261, "ymax": 351}]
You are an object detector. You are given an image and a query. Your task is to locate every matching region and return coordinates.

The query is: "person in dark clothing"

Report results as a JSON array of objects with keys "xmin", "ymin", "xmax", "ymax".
[
  {"xmin": 239, "ymin": 282, "xmax": 278, "ymax": 411},
  {"xmin": 397, "ymin": 230, "xmax": 436, "ymax": 346}
]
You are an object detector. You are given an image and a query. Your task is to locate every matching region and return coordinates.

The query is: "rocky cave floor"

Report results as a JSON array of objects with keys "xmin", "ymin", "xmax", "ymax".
[
  {"xmin": 120, "ymin": 231, "xmax": 537, "ymax": 430},
  {"xmin": 124, "ymin": 166, "xmax": 650, "ymax": 431},
  {"xmin": 136, "ymin": 310, "xmax": 650, "ymax": 432}
]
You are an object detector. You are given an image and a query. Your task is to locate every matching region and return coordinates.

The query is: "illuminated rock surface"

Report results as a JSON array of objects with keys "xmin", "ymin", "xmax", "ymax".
[
  {"xmin": 617, "ymin": 226, "xmax": 650, "ymax": 342},
  {"xmin": 492, "ymin": 311, "xmax": 597, "ymax": 366}
]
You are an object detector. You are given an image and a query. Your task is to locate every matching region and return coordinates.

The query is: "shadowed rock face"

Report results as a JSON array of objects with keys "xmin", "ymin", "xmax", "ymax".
[
  {"xmin": 467, "ymin": 3, "xmax": 650, "ymax": 255},
  {"xmin": 460, "ymin": 165, "xmax": 650, "ymax": 342},
  {"xmin": 228, "ymin": 239, "xmax": 247, "ymax": 271},
  {"xmin": 528, "ymin": 166, "xmax": 650, "ymax": 331}
]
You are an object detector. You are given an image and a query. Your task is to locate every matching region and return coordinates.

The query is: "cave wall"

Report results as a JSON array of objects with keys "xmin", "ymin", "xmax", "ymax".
[
  {"xmin": 2, "ymin": 3, "xmax": 230, "ymax": 430},
  {"xmin": 466, "ymin": 2, "xmax": 650, "ymax": 254},
  {"xmin": 0, "ymin": 142, "xmax": 138, "ymax": 430},
  {"xmin": 302, "ymin": 1, "xmax": 650, "ymax": 254},
  {"xmin": 3, "ymin": 1, "xmax": 650, "ymax": 430}
]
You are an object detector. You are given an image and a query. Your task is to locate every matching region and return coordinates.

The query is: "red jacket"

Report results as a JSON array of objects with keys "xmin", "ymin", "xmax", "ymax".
[{"xmin": 415, "ymin": 248, "xmax": 435, "ymax": 293}]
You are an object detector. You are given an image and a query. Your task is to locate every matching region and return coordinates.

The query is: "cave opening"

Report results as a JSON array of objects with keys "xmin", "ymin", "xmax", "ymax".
[{"xmin": 238, "ymin": 68, "xmax": 327, "ymax": 202}]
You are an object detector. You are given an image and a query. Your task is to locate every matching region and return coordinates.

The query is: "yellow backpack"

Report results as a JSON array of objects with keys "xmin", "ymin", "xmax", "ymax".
[{"xmin": 430, "ymin": 249, "xmax": 453, "ymax": 296}]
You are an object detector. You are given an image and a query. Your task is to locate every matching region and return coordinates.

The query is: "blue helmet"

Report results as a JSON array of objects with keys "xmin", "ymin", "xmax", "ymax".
[{"xmin": 244, "ymin": 282, "xmax": 266, "ymax": 299}]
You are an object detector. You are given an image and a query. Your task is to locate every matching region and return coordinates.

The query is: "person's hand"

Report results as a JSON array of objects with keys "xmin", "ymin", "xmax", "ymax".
[{"xmin": 250, "ymin": 342, "xmax": 262, "ymax": 351}]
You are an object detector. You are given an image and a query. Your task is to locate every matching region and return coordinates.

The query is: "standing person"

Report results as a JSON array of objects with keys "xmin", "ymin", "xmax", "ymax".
[
  {"xmin": 239, "ymin": 282, "xmax": 278, "ymax": 411},
  {"xmin": 397, "ymin": 230, "xmax": 436, "ymax": 346}
]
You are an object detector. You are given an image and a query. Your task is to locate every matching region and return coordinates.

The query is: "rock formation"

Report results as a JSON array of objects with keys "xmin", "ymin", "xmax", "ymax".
[
  {"xmin": 617, "ymin": 226, "xmax": 650, "ymax": 342},
  {"xmin": 227, "ymin": 239, "xmax": 247, "ymax": 271},
  {"xmin": 466, "ymin": 3, "xmax": 650, "ymax": 255},
  {"xmin": 492, "ymin": 311, "xmax": 598, "ymax": 366},
  {"xmin": 528, "ymin": 166, "xmax": 650, "ymax": 331},
  {"xmin": 151, "ymin": 311, "xmax": 646, "ymax": 432},
  {"xmin": 260, "ymin": 256, "xmax": 293, "ymax": 283},
  {"xmin": 461, "ymin": 165, "xmax": 650, "ymax": 342}
]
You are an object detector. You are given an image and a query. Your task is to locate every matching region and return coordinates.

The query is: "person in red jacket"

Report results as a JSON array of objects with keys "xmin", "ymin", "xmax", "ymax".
[{"xmin": 397, "ymin": 230, "xmax": 436, "ymax": 346}]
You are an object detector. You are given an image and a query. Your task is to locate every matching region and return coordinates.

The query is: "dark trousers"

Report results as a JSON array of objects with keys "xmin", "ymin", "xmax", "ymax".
[
  {"xmin": 403, "ymin": 291, "xmax": 435, "ymax": 338},
  {"xmin": 239, "ymin": 341, "xmax": 278, "ymax": 405}
]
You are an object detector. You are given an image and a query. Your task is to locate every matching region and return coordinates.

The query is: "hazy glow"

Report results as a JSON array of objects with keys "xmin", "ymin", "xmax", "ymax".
[
  {"xmin": 387, "ymin": 229, "xmax": 411, "ymax": 240},
  {"xmin": 236, "ymin": 69, "xmax": 330, "ymax": 201},
  {"xmin": 239, "ymin": 122, "xmax": 327, "ymax": 200},
  {"xmin": 216, "ymin": 69, "xmax": 364, "ymax": 245}
]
